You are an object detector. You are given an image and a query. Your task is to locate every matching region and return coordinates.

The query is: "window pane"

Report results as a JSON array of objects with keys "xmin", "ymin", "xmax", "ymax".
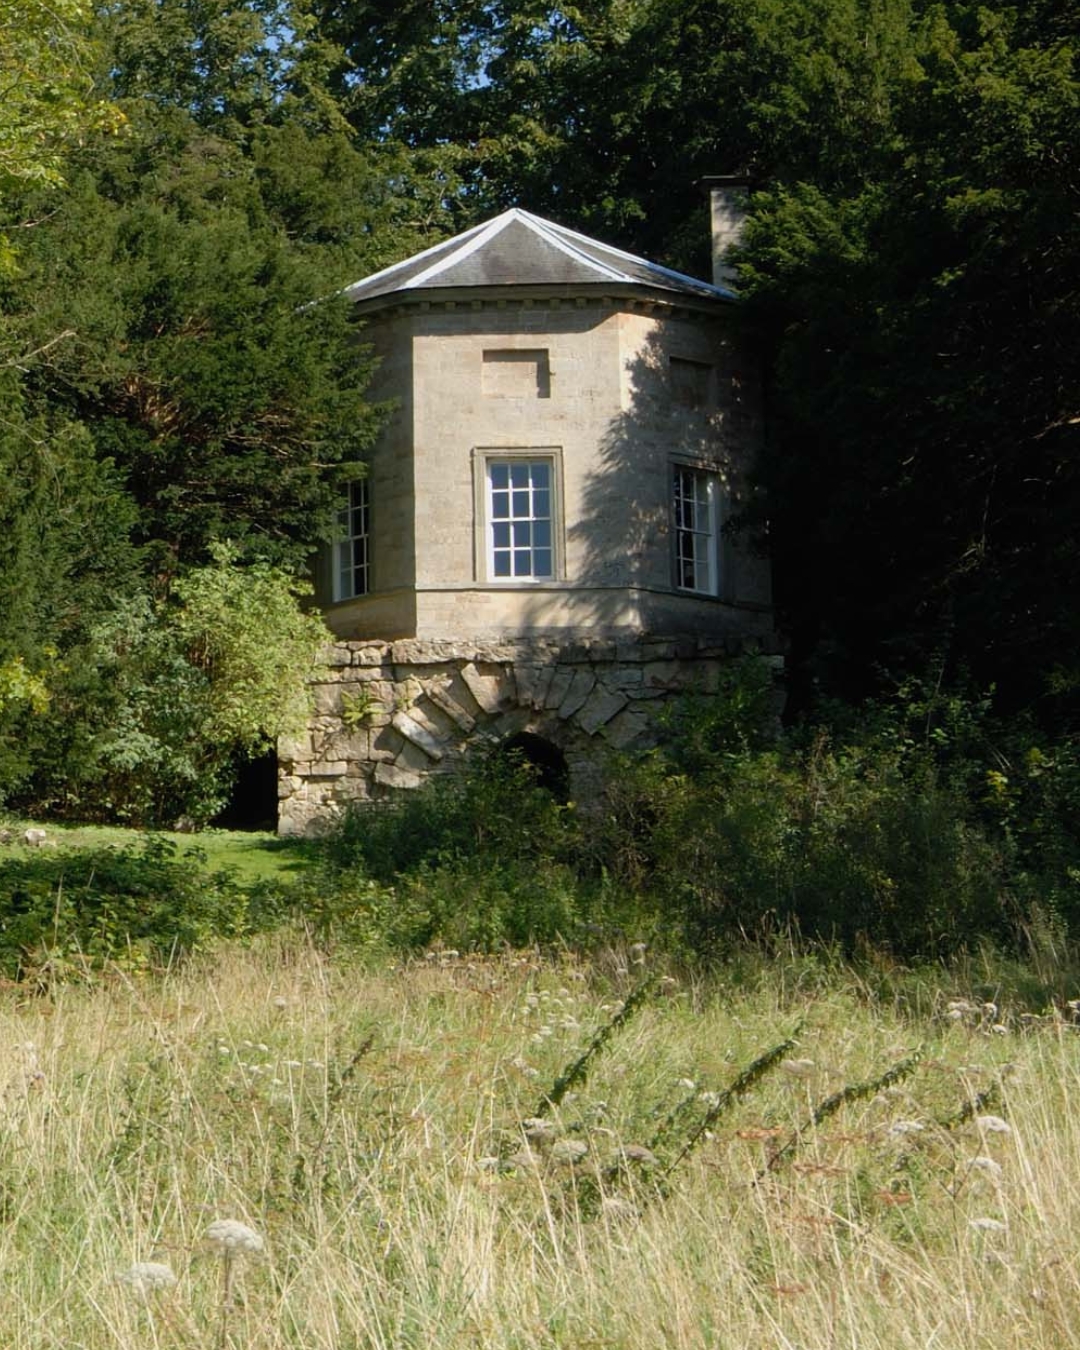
[
  {"xmin": 487, "ymin": 457, "xmax": 556, "ymax": 581},
  {"xmin": 334, "ymin": 479, "xmax": 370, "ymax": 601}
]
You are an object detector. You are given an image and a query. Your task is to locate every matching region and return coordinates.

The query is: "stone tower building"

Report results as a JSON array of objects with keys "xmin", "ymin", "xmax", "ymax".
[{"xmin": 278, "ymin": 196, "xmax": 779, "ymax": 835}]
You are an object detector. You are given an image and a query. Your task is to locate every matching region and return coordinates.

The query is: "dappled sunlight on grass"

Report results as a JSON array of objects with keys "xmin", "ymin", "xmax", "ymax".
[{"xmin": 0, "ymin": 819, "xmax": 318, "ymax": 883}]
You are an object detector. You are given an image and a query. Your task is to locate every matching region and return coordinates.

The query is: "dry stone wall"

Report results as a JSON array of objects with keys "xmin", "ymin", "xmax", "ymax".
[{"xmin": 278, "ymin": 633, "xmax": 784, "ymax": 836}]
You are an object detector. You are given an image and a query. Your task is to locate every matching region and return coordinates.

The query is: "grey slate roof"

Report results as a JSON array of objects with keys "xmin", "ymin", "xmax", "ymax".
[{"xmin": 342, "ymin": 208, "xmax": 733, "ymax": 308}]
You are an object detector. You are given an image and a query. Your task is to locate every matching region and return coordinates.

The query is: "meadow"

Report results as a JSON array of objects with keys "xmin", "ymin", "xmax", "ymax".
[{"xmin": 3, "ymin": 935, "xmax": 1078, "ymax": 1350}]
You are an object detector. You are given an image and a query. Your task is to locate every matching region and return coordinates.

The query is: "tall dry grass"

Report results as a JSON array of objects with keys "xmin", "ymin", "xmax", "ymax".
[{"xmin": 1, "ymin": 937, "xmax": 1078, "ymax": 1348}]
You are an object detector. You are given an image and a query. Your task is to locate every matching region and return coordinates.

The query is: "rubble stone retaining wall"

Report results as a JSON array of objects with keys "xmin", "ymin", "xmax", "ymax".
[{"xmin": 278, "ymin": 633, "xmax": 784, "ymax": 836}]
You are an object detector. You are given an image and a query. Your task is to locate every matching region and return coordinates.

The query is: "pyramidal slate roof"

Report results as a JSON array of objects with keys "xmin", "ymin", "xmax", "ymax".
[{"xmin": 342, "ymin": 208, "xmax": 732, "ymax": 308}]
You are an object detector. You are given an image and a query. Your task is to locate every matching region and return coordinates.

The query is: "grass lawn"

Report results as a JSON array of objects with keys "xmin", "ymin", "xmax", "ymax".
[{"xmin": 0, "ymin": 818, "xmax": 319, "ymax": 884}]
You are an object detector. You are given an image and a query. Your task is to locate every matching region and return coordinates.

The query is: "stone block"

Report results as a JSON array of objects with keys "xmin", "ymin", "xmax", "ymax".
[
  {"xmin": 460, "ymin": 662, "xmax": 512, "ymax": 714},
  {"xmin": 514, "ymin": 664, "xmax": 542, "ymax": 708},
  {"xmin": 558, "ymin": 669, "xmax": 595, "ymax": 720},
  {"xmin": 308, "ymin": 760, "xmax": 348, "ymax": 778},
  {"xmin": 370, "ymin": 724, "xmax": 403, "ymax": 762},
  {"xmin": 424, "ymin": 681, "xmax": 476, "ymax": 732},
  {"xmin": 576, "ymin": 687, "xmax": 628, "ymax": 736},
  {"xmin": 375, "ymin": 762, "xmax": 423, "ymax": 791},
  {"xmin": 600, "ymin": 708, "xmax": 653, "ymax": 750},
  {"xmin": 529, "ymin": 665, "xmax": 556, "ymax": 709},
  {"xmin": 643, "ymin": 661, "xmax": 684, "ymax": 691},
  {"xmin": 322, "ymin": 728, "xmax": 369, "ymax": 761},
  {"xmin": 324, "ymin": 643, "xmax": 354, "ymax": 669},
  {"xmin": 278, "ymin": 732, "xmax": 313, "ymax": 762},
  {"xmin": 615, "ymin": 638, "xmax": 649, "ymax": 663},
  {"xmin": 392, "ymin": 710, "xmax": 445, "ymax": 761},
  {"xmin": 312, "ymin": 684, "xmax": 343, "ymax": 715},
  {"xmin": 544, "ymin": 667, "xmax": 575, "ymax": 710},
  {"xmin": 394, "ymin": 675, "xmax": 425, "ymax": 709},
  {"xmin": 354, "ymin": 645, "xmax": 389, "ymax": 667},
  {"xmin": 603, "ymin": 666, "xmax": 644, "ymax": 693}
]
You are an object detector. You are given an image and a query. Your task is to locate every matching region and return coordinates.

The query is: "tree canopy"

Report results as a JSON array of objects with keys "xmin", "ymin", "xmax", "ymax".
[{"xmin": 0, "ymin": 0, "xmax": 1076, "ymax": 821}]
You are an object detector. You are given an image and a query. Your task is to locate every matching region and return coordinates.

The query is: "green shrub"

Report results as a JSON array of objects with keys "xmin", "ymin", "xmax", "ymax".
[
  {"xmin": 324, "ymin": 747, "xmax": 581, "ymax": 883},
  {"xmin": 0, "ymin": 837, "xmax": 276, "ymax": 978}
]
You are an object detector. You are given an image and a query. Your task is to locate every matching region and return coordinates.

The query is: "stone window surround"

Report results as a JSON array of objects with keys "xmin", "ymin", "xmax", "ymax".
[{"xmin": 472, "ymin": 446, "xmax": 566, "ymax": 585}]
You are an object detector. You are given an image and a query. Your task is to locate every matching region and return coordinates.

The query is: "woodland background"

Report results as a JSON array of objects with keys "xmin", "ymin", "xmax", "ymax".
[{"xmin": 0, "ymin": 0, "xmax": 1076, "ymax": 845}]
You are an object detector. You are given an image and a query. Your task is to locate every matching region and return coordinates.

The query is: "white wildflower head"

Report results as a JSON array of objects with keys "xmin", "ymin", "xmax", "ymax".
[
  {"xmin": 780, "ymin": 1058, "xmax": 816, "ymax": 1080},
  {"xmin": 887, "ymin": 1119, "xmax": 926, "ymax": 1139},
  {"xmin": 552, "ymin": 1138, "xmax": 589, "ymax": 1164},
  {"xmin": 118, "ymin": 1261, "xmax": 177, "ymax": 1298},
  {"xmin": 969, "ymin": 1217, "xmax": 1007, "ymax": 1233},
  {"xmin": 522, "ymin": 1117, "xmax": 556, "ymax": 1140},
  {"xmin": 975, "ymin": 1115, "xmax": 1012, "ymax": 1136},
  {"xmin": 205, "ymin": 1220, "xmax": 264, "ymax": 1256},
  {"xmin": 969, "ymin": 1155, "xmax": 1004, "ymax": 1179}
]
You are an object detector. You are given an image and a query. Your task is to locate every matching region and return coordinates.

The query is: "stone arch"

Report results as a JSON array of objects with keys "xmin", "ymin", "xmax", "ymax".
[{"xmin": 498, "ymin": 730, "xmax": 571, "ymax": 802}]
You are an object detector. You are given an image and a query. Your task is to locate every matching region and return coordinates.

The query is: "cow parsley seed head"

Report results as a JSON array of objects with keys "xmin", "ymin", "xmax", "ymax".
[
  {"xmin": 969, "ymin": 1217, "xmax": 1007, "ymax": 1233},
  {"xmin": 552, "ymin": 1138, "xmax": 589, "ymax": 1163},
  {"xmin": 780, "ymin": 1058, "xmax": 816, "ymax": 1079},
  {"xmin": 887, "ymin": 1119, "xmax": 925, "ymax": 1139},
  {"xmin": 976, "ymin": 1115, "xmax": 1012, "ymax": 1135},
  {"xmin": 118, "ymin": 1261, "xmax": 177, "ymax": 1297},
  {"xmin": 970, "ymin": 1155, "xmax": 1004, "ymax": 1179},
  {"xmin": 205, "ymin": 1220, "xmax": 264, "ymax": 1255}
]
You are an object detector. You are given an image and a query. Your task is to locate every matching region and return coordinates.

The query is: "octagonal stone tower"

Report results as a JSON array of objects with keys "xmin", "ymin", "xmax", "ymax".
[{"xmin": 278, "ymin": 206, "xmax": 778, "ymax": 835}]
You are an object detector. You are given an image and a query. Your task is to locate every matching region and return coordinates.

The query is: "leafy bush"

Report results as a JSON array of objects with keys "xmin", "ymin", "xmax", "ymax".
[
  {"xmin": 0, "ymin": 837, "xmax": 276, "ymax": 979},
  {"xmin": 314, "ymin": 749, "xmax": 600, "ymax": 951},
  {"xmin": 325, "ymin": 747, "xmax": 581, "ymax": 883},
  {"xmin": 6, "ymin": 547, "xmax": 331, "ymax": 827}
]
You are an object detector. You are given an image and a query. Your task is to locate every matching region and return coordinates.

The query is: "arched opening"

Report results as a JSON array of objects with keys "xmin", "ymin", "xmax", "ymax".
[
  {"xmin": 500, "ymin": 732, "xmax": 570, "ymax": 803},
  {"xmin": 213, "ymin": 750, "xmax": 280, "ymax": 831}
]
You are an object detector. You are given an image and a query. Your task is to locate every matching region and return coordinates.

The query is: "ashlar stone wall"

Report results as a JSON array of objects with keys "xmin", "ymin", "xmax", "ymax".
[{"xmin": 278, "ymin": 632, "xmax": 784, "ymax": 836}]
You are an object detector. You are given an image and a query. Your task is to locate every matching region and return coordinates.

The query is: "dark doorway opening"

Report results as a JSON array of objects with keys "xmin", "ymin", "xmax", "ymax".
[
  {"xmin": 213, "ymin": 750, "xmax": 279, "ymax": 831},
  {"xmin": 500, "ymin": 732, "xmax": 570, "ymax": 803}
]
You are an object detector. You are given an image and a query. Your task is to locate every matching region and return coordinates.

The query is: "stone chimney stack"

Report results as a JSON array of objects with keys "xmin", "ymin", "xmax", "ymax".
[{"xmin": 703, "ymin": 175, "xmax": 752, "ymax": 290}]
